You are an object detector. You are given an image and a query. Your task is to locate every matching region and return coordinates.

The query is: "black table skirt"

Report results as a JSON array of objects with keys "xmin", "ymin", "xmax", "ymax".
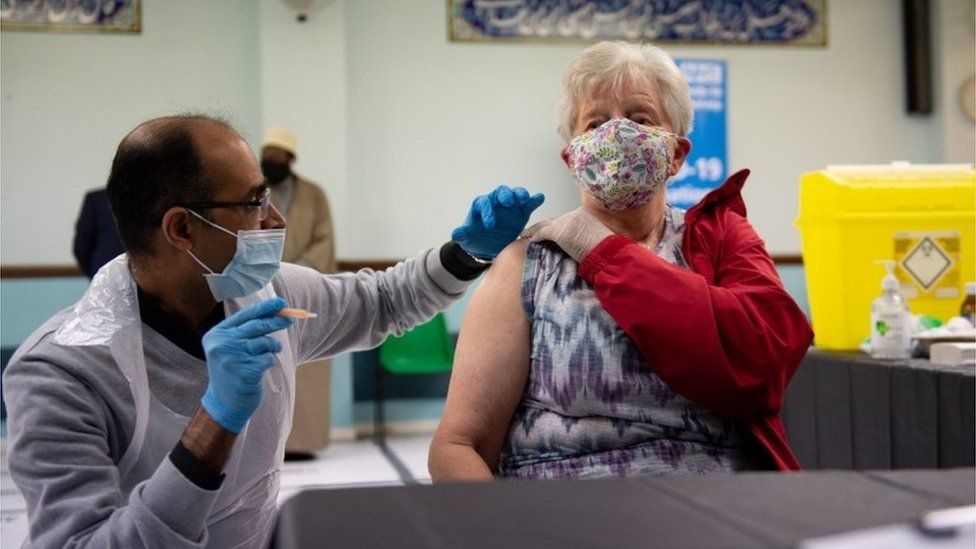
[{"xmin": 782, "ymin": 349, "xmax": 975, "ymax": 470}]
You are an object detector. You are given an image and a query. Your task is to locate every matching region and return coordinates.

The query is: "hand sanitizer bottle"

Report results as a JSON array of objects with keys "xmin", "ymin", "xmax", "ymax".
[{"xmin": 870, "ymin": 260, "xmax": 911, "ymax": 359}]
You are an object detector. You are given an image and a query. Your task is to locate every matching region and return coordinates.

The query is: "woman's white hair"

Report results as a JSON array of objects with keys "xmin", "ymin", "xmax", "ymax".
[{"xmin": 555, "ymin": 41, "xmax": 693, "ymax": 140}]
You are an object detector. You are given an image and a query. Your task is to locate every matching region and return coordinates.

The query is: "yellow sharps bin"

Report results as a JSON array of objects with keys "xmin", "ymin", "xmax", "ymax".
[{"xmin": 796, "ymin": 163, "xmax": 976, "ymax": 350}]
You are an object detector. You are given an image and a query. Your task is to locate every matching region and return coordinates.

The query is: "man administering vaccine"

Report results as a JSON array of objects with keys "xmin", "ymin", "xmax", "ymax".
[{"xmin": 3, "ymin": 114, "xmax": 544, "ymax": 548}]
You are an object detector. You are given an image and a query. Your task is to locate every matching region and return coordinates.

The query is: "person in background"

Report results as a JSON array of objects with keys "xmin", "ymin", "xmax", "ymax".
[
  {"xmin": 73, "ymin": 187, "xmax": 125, "ymax": 278},
  {"xmin": 429, "ymin": 41, "xmax": 813, "ymax": 482},
  {"xmin": 260, "ymin": 127, "xmax": 337, "ymax": 460}
]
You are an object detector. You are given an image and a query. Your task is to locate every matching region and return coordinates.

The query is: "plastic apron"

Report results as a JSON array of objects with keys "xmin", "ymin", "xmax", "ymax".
[{"xmin": 54, "ymin": 256, "xmax": 296, "ymax": 549}]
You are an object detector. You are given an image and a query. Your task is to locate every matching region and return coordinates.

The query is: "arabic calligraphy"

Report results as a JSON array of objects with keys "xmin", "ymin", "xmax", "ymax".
[
  {"xmin": 1, "ymin": 0, "xmax": 139, "ymax": 33},
  {"xmin": 452, "ymin": 0, "xmax": 825, "ymax": 45}
]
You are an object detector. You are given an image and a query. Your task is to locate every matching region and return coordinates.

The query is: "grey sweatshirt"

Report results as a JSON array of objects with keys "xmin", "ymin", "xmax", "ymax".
[{"xmin": 3, "ymin": 249, "xmax": 472, "ymax": 548}]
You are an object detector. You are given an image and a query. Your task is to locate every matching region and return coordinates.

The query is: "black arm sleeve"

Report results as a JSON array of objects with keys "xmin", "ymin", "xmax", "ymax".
[{"xmin": 439, "ymin": 242, "xmax": 490, "ymax": 281}]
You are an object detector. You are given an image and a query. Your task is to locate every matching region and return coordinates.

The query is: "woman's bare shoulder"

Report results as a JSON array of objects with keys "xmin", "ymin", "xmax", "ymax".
[
  {"xmin": 463, "ymin": 238, "xmax": 530, "ymax": 320},
  {"xmin": 488, "ymin": 238, "xmax": 531, "ymax": 278}
]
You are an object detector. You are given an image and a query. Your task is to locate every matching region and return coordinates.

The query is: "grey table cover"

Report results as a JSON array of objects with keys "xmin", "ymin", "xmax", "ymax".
[
  {"xmin": 783, "ymin": 349, "xmax": 975, "ymax": 470},
  {"xmin": 272, "ymin": 468, "xmax": 975, "ymax": 549}
]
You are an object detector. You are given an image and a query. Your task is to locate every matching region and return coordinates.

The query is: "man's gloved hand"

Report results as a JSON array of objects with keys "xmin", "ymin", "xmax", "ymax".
[
  {"xmin": 201, "ymin": 297, "xmax": 293, "ymax": 434},
  {"xmin": 520, "ymin": 208, "xmax": 614, "ymax": 263},
  {"xmin": 452, "ymin": 185, "xmax": 545, "ymax": 260}
]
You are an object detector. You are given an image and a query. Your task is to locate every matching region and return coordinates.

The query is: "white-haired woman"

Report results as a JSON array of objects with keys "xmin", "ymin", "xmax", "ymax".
[{"xmin": 429, "ymin": 41, "xmax": 813, "ymax": 481}]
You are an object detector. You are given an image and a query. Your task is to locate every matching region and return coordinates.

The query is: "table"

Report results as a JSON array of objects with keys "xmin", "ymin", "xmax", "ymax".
[
  {"xmin": 272, "ymin": 468, "xmax": 974, "ymax": 549},
  {"xmin": 782, "ymin": 349, "xmax": 975, "ymax": 470}
]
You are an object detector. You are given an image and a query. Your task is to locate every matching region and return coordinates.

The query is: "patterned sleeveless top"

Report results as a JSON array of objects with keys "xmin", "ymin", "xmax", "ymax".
[{"xmin": 498, "ymin": 205, "xmax": 751, "ymax": 479}]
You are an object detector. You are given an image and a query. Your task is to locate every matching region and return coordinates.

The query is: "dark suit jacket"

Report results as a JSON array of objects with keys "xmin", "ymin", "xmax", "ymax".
[{"xmin": 73, "ymin": 189, "xmax": 124, "ymax": 278}]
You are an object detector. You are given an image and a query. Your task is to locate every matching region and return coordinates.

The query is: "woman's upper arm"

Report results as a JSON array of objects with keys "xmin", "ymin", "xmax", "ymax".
[{"xmin": 435, "ymin": 240, "xmax": 531, "ymax": 469}]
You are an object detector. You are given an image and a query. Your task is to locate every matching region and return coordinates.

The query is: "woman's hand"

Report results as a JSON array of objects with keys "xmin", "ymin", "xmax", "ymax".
[{"xmin": 521, "ymin": 208, "xmax": 613, "ymax": 262}]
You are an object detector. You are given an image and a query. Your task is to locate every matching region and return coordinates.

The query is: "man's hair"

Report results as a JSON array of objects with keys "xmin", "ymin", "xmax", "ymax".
[
  {"xmin": 555, "ymin": 41, "xmax": 693, "ymax": 140},
  {"xmin": 106, "ymin": 113, "xmax": 237, "ymax": 258}
]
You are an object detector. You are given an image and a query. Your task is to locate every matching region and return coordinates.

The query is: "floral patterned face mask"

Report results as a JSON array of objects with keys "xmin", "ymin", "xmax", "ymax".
[{"xmin": 567, "ymin": 118, "xmax": 675, "ymax": 211}]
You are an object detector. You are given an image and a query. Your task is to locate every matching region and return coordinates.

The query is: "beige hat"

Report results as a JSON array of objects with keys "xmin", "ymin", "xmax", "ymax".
[{"xmin": 262, "ymin": 126, "xmax": 299, "ymax": 158}]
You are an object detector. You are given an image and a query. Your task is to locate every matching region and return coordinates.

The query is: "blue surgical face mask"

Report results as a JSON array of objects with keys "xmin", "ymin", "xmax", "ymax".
[{"xmin": 186, "ymin": 211, "xmax": 286, "ymax": 301}]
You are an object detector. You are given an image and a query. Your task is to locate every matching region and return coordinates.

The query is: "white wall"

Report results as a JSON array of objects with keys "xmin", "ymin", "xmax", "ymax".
[
  {"xmin": 933, "ymin": 0, "xmax": 976, "ymax": 164},
  {"xmin": 258, "ymin": 0, "xmax": 349, "ymax": 258},
  {"xmin": 1, "ymin": 0, "xmax": 262, "ymax": 264},
  {"xmin": 344, "ymin": 1, "xmax": 572, "ymax": 259},
  {"xmin": 342, "ymin": 0, "xmax": 950, "ymax": 256}
]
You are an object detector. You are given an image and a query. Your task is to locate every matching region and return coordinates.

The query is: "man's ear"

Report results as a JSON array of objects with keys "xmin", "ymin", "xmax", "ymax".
[
  {"xmin": 670, "ymin": 136, "xmax": 692, "ymax": 176},
  {"xmin": 161, "ymin": 207, "xmax": 196, "ymax": 252}
]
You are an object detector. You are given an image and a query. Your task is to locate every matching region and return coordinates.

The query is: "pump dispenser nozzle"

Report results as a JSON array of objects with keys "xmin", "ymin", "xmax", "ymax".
[{"xmin": 875, "ymin": 260, "xmax": 899, "ymax": 291}]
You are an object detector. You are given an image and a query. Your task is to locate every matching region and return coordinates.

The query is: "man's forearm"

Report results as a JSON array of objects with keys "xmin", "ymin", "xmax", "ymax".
[{"xmin": 179, "ymin": 407, "xmax": 238, "ymax": 478}]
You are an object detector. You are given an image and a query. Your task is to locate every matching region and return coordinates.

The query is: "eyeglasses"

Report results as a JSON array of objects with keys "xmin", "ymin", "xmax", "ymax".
[{"xmin": 181, "ymin": 190, "xmax": 272, "ymax": 221}]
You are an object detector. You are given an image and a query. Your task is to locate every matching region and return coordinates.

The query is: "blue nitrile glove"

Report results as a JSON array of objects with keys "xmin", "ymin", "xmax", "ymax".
[
  {"xmin": 201, "ymin": 297, "xmax": 293, "ymax": 433},
  {"xmin": 451, "ymin": 185, "xmax": 546, "ymax": 259}
]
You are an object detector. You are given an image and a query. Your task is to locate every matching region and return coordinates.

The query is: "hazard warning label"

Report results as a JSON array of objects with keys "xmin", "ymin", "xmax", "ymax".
[{"xmin": 894, "ymin": 231, "xmax": 961, "ymax": 299}]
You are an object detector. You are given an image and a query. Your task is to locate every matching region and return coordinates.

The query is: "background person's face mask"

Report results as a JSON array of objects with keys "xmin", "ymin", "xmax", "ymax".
[
  {"xmin": 567, "ymin": 118, "xmax": 675, "ymax": 211},
  {"xmin": 261, "ymin": 160, "xmax": 291, "ymax": 185},
  {"xmin": 186, "ymin": 210, "xmax": 286, "ymax": 301}
]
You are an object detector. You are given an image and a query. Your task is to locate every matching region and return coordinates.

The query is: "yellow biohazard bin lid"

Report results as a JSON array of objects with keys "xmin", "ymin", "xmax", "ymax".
[{"xmin": 796, "ymin": 163, "xmax": 976, "ymax": 350}]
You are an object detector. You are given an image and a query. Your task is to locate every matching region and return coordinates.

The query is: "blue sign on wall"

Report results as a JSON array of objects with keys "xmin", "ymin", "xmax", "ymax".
[{"xmin": 668, "ymin": 59, "xmax": 728, "ymax": 210}]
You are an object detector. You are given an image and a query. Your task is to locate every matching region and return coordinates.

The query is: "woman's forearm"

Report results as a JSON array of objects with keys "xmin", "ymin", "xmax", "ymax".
[
  {"xmin": 578, "ymin": 231, "xmax": 812, "ymax": 417},
  {"xmin": 428, "ymin": 440, "xmax": 495, "ymax": 482}
]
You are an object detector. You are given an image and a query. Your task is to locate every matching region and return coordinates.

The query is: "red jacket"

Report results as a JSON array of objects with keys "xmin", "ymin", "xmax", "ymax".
[{"xmin": 577, "ymin": 169, "xmax": 813, "ymax": 471}]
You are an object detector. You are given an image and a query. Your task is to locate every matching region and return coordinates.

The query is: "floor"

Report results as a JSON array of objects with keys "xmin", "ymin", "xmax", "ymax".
[{"xmin": 1, "ymin": 434, "xmax": 434, "ymax": 547}]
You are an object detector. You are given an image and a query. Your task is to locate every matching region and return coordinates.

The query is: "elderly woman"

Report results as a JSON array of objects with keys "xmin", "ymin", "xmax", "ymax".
[{"xmin": 428, "ymin": 41, "xmax": 813, "ymax": 481}]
